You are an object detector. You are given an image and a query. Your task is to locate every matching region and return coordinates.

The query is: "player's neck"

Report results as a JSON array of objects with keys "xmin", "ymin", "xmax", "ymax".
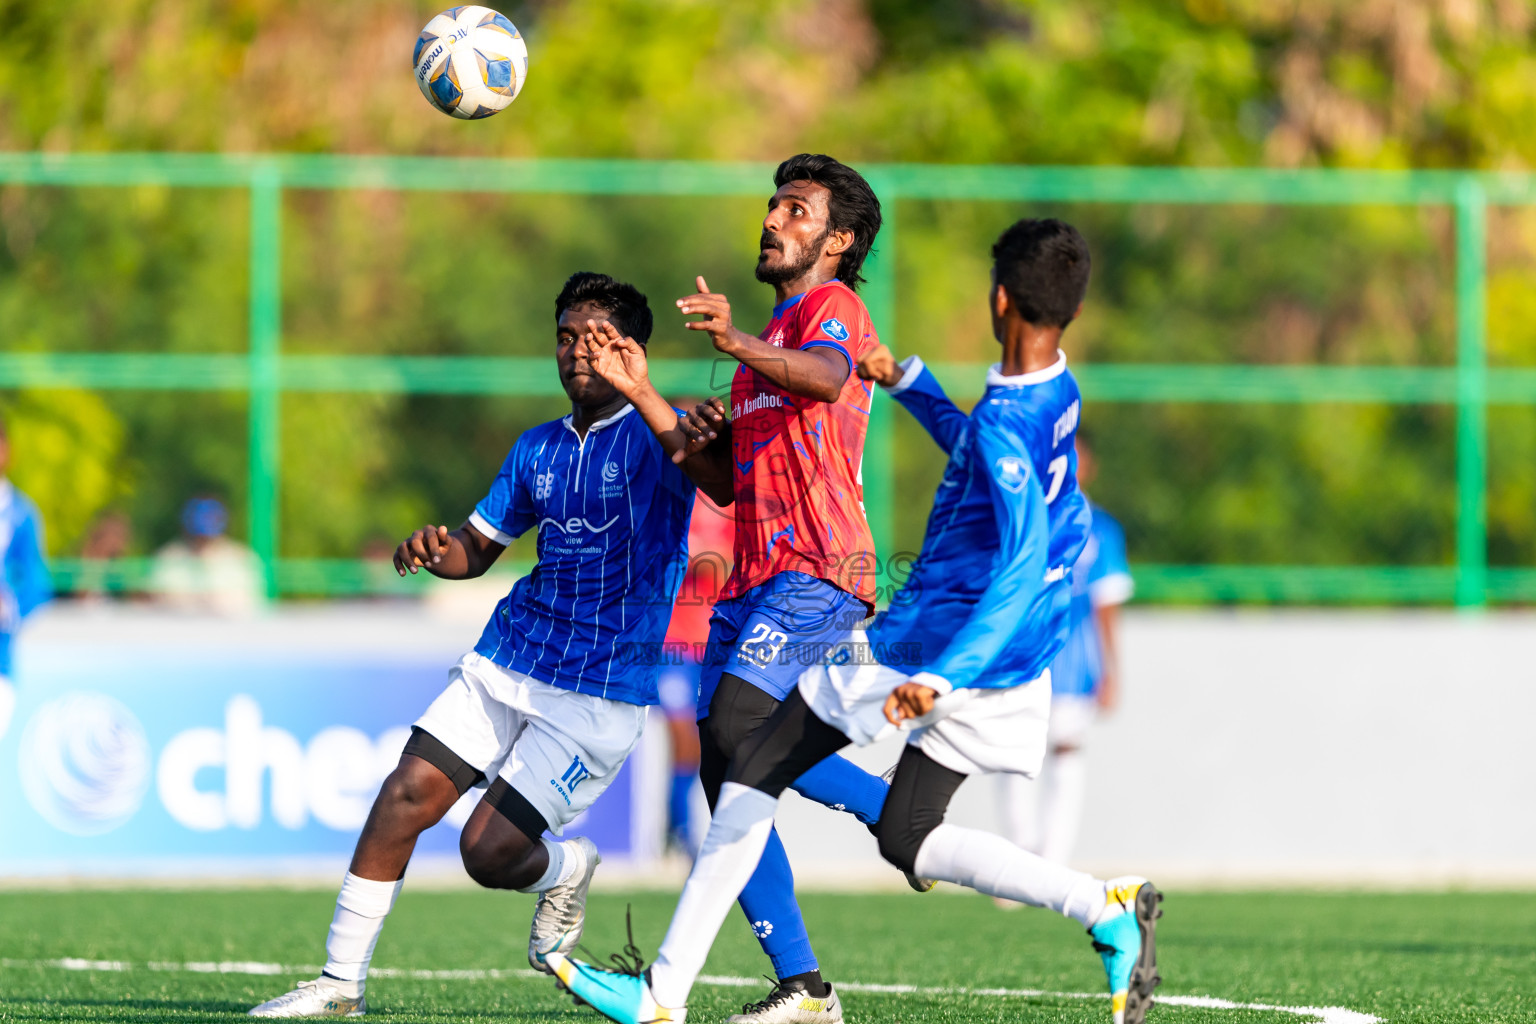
[
  {"xmin": 772, "ymin": 264, "xmax": 839, "ymax": 306},
  {"xmin": 998, "ymin": 322, "xmax": 1065, "ymax": 376},
  {"xmin": 570, "ymin": 394, "xmax": 630, "ymax": 438}
]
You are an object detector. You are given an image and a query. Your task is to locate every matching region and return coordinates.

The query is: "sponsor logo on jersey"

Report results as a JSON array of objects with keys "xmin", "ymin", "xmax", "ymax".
[
  {"xmin": 993, "ymin": 455, "xmax": 1031, "ymax": 493},
  {"xmin": 732, "ymin": 393, "xmax": 785, "ymax": 418},
  {"xmin": 538, "ymin": 515, "xmax": 620, "ymax": 535},
  {"xmin": 534, "ymin": 471, "xmax": 556, "ymax": 500},
  {"xmin": 599, "ymin": 460, "xmax": 625, "ymax": 497},
  {"xmin": 819, "ymin": 317, "xmax": 849, "ymax": 342}
]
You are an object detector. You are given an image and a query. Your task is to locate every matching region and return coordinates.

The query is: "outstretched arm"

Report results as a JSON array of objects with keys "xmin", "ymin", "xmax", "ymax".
[
  {"xmin": 585, "ymin": 319, "xmax": 734, "ymax": 506},
  {"xmin": 678, "ymin": 277, "xmax": 849, "ymax": 403},
  {"xmin": 858, "ymin": 347, "xmax": 968, "ymax": 454}
]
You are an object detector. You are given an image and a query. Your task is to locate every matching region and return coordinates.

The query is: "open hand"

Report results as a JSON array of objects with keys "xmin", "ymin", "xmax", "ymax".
[
  {"xmin": 394, "ymin": 524, "xmax": 456, "ymax": 576},
  {"xmin": 677, "ymin": 277, "xmax": 742, "ymax": 353},
  {"xmin": 585, "ymin": 319, "xmax": 650, "ymax": 397},
  {"xmin": 883, "ymin": 681, "xmax": 938, "ymax": 725},
  {"xmin": 857, "ymin": 343, "xmax": 902, "ymax": 388},
  {"xmin": 671, "ymin": 397, "xmax": 729, "ymax": 465}
]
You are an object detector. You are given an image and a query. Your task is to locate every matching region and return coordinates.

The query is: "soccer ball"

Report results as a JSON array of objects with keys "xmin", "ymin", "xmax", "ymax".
[{"xmin": 413, "ymin": 6, "xmax": 529, "ymax": 119}]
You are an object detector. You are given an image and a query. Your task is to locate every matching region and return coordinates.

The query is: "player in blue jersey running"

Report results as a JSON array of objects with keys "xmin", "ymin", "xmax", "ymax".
[
  {"xmin": 550, "ymin": 219, "xmax": 1163, "ymax": 1024},
  {"xmin": 0, "ymin": 416, "xmax": 52, "ymax": 743},
  {"xmin": 249, "ymin": 272, "xmax": 731, "ymax": 1019}
]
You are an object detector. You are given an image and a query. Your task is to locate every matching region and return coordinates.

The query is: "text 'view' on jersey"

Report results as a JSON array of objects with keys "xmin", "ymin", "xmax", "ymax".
[
  {"xmin": 724, "ymin": 279, "xmax": 879, "ymax": 611},
  {"xmin": 871, "ymin": 353, "xmax": 1092, "ymax": 692},
  {"xmin": 470, "ymin": 404, "xmax": 696, "ymax": 706}
]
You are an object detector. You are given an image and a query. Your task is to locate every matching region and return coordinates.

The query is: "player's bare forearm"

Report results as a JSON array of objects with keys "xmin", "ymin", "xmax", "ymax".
[
  {"xmin": 1094, "ymin": 602, "xmax": 1122, "ymax": 711},
  {"xmin": 716, "ymin": 333, "xmax": 849, "ymax": 403},
  {"xmin": 394, "ymin": 523, "xmax": 504, "ymax": 580}
]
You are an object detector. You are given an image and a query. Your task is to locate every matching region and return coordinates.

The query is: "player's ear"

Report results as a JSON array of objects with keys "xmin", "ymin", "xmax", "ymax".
[
  {"xmin": 824, "ymin": 228, "xmax": 855, "ymax": 258},
  {"xmin": 991, "ymin": 283, "xmax": 1010, "ymax": 319}
]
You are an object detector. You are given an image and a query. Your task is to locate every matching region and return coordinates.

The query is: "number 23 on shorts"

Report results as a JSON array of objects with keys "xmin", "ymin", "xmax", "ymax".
[{"xmin": 738, "ymin": 622, "xmax": 788, "ymax": 668}]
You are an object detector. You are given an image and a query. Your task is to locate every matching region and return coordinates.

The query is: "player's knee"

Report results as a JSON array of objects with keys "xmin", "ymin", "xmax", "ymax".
[
  {"xmin": 377, "ymin": 761, "xmax": 450, "ymax": 825},
  {"xmin": 459, "ymin": 830, "xmax": 534, "ymax": 889},
  {"xmin": 876, "ymin": 816, "xmax": 935, "ymax": 877}
]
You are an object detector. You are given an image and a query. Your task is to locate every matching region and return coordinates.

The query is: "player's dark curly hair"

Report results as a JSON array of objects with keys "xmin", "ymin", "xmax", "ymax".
[
  {"xmin": 991, "ymin": 218, "xmax": 1091, "ymax": 328},
  {"xmin": 773, "ymin": 153, "xmax": 883, "ymax": 292},
  {"xmin": 555, "ymin": 271, "xmax": 654, "ymax": 345}
]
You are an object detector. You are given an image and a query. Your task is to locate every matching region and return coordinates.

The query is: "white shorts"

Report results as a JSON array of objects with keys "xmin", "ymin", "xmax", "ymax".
[
  {"xmin": 797, "ymin": 653, "xmax": 1053, "ymax": 778},
  {"xmin": 1047, "ymin": 694, "xmax": 1098, "ymax": 749},
  {"xmin": 414, "ymin": 652, "xmax": 648, "ymax": 834}
]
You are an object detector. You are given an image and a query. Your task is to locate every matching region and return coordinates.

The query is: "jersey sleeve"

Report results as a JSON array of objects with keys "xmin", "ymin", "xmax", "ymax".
[
  {"xmin": 884, "ymin": 355, "xmax": 969, "ymax": 455},
  {"xmin": 912, "ymin": 409, "xmax": 1051, "ymax": 693},
  {"xmin": 793, "ymin": 287, "xmax": 867, "ymax": 378},
  {"xmin": 655, "ymin": 417, "xmax": 697, "ymax": 501},
  {"xmin": 470, "ymin": 438, "xmax": 537, "ymax": 546},
  {"xmin": 1087, "ymin": 510, "xmax": 1133, "ymax": 607}
]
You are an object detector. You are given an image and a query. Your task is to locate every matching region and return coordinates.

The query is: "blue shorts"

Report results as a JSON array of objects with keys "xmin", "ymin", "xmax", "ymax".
[{"xmin": 697, "ymin": 571, "xmax": 868, "ymax": 719}]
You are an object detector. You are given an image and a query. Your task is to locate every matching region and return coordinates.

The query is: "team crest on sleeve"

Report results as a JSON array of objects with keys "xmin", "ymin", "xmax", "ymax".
[
  {"xmin": 993, "ymin": 456, "xmax": 1031, "ymax": 493},
  {"xmin": 819, "ymin": 317, "xmax": 850, "ymax": 342}
]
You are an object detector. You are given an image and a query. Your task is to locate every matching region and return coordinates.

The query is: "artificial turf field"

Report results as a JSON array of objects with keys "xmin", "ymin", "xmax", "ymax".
[{"xmin": 0, "ymin": 888, "xmax": 1531, "ymax": 1024}]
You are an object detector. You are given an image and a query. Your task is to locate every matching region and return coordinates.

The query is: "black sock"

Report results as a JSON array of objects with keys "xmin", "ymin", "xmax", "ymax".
[{"xmin": 781, "ymin": 970, "xmax": 829, "ymax": 998}]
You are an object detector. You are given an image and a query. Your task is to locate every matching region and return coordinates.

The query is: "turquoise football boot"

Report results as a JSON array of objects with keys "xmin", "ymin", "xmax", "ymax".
[
  {"xmin": 546, "ymin": 951, "xmax": 686, "ymax": 1024},
  {"xmin": 1087, "ymin": 877, "xmax": 1163, "ymax": 1024}
]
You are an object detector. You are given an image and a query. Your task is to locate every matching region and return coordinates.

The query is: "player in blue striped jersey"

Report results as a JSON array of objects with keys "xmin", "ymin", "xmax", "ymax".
[
  {"xmin": 550, "ymin": 220, "xmax": 1162, "ymax": 1024},
  {"xmin": 250, "ymin": 272, "xmax": 730, "ymax": 1019}
]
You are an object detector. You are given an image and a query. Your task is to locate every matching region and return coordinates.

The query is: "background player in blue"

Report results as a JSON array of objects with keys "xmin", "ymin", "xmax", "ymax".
[
  {"xmin": 250, "ymin": 272, "xmax": 730, "ymax": 1019},
  {"xmin": 997, "ymin": 429, "xmax": 1136, "ymax": 872},
  {"xmin": 551, "ymin": 219, "xmax": 1163, "ymax": 1024},
  {"xmin": 0, "ymin": 415, "xmax": 52, "ymax": 744}
]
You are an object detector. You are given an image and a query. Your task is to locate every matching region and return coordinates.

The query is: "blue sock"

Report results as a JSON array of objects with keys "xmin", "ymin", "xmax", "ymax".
[
  {"xmin": 736, "ymin": 825, "xmax": 817, "ymax": 979},
  {"xmin": 667, "ymin": 769, "xmax": 694, "ymax": 838},
  {"xmin": 789, "ymin": 753, "xmax": 890, "ymax": 825}
]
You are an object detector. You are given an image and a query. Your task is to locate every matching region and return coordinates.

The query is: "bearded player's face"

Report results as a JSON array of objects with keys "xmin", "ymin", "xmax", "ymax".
[{"xmin": 755, "ymin": 181, "xmax": 834, "ymax": 286}]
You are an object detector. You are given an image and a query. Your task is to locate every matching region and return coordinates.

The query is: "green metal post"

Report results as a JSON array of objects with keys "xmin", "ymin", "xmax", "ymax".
[
  {"xmin": 860, "ymin": 188, "xmax": 897, "ymax": 598},
  {"xmin": 1454, "ymin": 177, "xmax": 1488, "ymax": 608},
  {"xmin": 248, "ymin": 164, "xmax": 282, "ymax": 599}
]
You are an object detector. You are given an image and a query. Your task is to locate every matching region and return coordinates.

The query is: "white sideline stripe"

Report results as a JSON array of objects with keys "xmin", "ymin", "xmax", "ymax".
[{"xmin": 0, "ymin": 957, "xmax": 1382, "ymax": 1024}]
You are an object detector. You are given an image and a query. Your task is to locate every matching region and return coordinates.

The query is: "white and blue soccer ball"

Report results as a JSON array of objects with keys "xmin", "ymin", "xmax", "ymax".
[{"xmin": 413, "ymin": 6, "xmax": 529, "ymax": 119}]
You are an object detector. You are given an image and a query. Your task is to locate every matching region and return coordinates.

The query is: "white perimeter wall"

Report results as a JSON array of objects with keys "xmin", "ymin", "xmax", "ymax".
[{"xmin": 14, "ymin": 602, "xmax": 1536, "ymax": 887}]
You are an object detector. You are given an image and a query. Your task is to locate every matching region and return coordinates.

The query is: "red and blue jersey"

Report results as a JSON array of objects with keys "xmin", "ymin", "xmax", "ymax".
[{"xmin": 720, "ymin": 280, "xmax": 879, "ymax": 611}]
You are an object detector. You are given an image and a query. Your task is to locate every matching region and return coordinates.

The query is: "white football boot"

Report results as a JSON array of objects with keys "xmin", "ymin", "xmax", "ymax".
[
  {"xmin": 726, "ymin": 979, "xmax": 843, "ymax": 1024},
  {"xmin": 528, "ymin": 836, "xmax": 601, "ymax": 974},
  {"xmin": 248, "ymin": 978, "xmax": 365, "ymax": 1018}
]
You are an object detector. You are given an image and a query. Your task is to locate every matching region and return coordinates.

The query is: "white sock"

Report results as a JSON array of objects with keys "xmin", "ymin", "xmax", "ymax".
[
  {"xmin": 914, "ymin": 823, "xmax": 1107, "ymax": 928},
  {"xmin": 1039, "ymin": 749, "xmax": 1088, "ymax": 865},
  {"xmin": 650, "ymin": 783, "xmax": 778, "ymax": 1007},
  {"xmin": 517, "ymin": 837, "xmax": 580, "ymax": 893},
  {"xmin": 994, "ymin": 771, "xmax": 1043, "ymax": 854},
  {"xmin": 323, "ymin": 873, "xmax": 405, "ymax": 987}
]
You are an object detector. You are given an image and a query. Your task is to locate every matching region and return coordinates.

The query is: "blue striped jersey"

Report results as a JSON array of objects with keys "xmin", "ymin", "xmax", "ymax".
[
  {"xmin": 869, "ymin": 354, "xmax": 1092, "ymax": 692},
  {"xmin": 469, "ymin": 404, "xmax": 696, "ymax": 706},
  {"xmin": 1050, "ymin": 502, "xmax": 1133, "ymax": 698}
]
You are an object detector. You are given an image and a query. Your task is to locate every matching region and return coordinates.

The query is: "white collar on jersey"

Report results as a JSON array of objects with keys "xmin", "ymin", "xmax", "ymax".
[
  {"xmin": 987, "ymin": 351, "xmax": 1067, "ymax": 388},
  {"xmin": 561, "ymin": 401, "xmax": 637, "ymax": 436}
]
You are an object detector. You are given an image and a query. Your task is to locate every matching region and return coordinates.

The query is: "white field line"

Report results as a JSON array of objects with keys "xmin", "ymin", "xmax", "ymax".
[{"xmin": 0, "ymin": 957, "xmax": 1383, "ymax": 1024}]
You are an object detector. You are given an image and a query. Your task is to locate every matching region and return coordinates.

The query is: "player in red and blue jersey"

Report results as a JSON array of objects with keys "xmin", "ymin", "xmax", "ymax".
[{"xmin": 582, "ymin": 154, "xmax": 901, "ymax": 1024}]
